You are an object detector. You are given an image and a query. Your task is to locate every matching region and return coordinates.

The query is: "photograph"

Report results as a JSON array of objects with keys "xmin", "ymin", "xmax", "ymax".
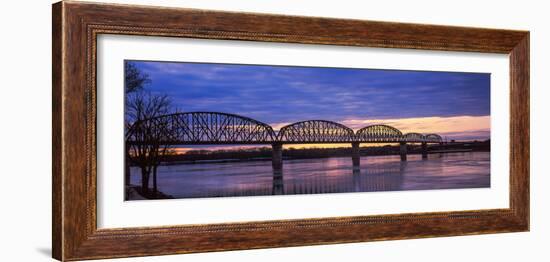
[{"xmin": 124, "ymin": 60, "xmax": 491, "ymax": 200}]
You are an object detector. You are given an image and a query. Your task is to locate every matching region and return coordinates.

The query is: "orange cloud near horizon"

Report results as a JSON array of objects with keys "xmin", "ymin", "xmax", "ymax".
[
  {"xmin": 341, "ymin": 115, "xmax": 490, "ymax": 134},
  {"xmin": 270, "ymin": 115, "xmax": 489, "ymax": 140},
  {"xmin": 271, "ymin": 115, "xmax": 489, "ymax": 133}
]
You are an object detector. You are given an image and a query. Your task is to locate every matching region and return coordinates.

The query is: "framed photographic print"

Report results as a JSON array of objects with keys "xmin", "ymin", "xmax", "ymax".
[{"xmin": 52, "ymin": 1, "xmax": 529, "ymax": 261}]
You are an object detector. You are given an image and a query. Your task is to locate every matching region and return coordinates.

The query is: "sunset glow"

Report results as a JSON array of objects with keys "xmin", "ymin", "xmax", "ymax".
[
  {"xmin": 124, "ymin": 59, "xmax": 493, "ymax": 200},
  {"xmin": 129, "ymin": 60, "xmax": 490, "ymax": 152}
]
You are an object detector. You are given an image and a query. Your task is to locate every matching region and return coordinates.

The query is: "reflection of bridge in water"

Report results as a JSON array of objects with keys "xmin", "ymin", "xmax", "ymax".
[
  {"xmin": 271, "ymin": 162, "xmax": 406, "ymax": 196},
  {"xmin": 127, "ymin": 112, "xmax": 444, "ymax": 171},
  {"xmin": 179, "ymin": 162, "xmax": 406, "ymax": 198}
]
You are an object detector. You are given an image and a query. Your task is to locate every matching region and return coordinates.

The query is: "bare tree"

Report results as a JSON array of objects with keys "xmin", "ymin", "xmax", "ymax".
[
  {"xmin": 126, "ymin": 91, "xmax": 173, "ymax": 197},
  {"xmin": 125, "ymin": 61, "xmax": 151, "ymax": 94},
  {"xmin": 124, "ymin": 61, "xmax": 152, "ymax": 199}
]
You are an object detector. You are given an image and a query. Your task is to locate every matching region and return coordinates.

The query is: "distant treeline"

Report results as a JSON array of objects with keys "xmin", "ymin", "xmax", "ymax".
[{"xmin": 136, "ymin": 140, "xmax": 490, "ymax": 164}]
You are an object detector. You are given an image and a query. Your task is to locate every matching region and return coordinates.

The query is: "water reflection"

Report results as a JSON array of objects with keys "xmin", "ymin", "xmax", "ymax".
[
  {"xmin": 272, "ymin": 162, "xmax": 406, "ymax": 196},
  {"xmin": 272, "ymin": 170, "xmax": 284, "ymax": 195},
  {"xmin": 128, "ymin": 152, "xmax": 490, "ymax": 200}
]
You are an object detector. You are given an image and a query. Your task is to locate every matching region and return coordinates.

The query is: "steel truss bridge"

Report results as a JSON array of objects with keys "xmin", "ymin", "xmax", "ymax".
[{"xmin": 127, "ymin": 112, "xmax": 444, "ymax": 169}]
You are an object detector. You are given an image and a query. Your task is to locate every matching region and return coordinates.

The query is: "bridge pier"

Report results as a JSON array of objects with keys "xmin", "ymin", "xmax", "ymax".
[
  {"xmin": 351, "ymin": 142, "xmax": 360, "ymax": 169},
  {"xmin": 421, "ymin": 142, "xmax": 428, "ymax": 159},
  {"xmin": 272, "ymin": 143, "xmax": 283, "ymax": 171},
  {"xmin": 400, "ymin": 142, "xmax": 407, "ymax": 161}
]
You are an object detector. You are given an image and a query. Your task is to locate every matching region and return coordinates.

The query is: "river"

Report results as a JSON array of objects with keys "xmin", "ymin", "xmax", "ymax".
[{"xmin": 129, "ymin": 152, "xmax": 490, "ymax": 199}]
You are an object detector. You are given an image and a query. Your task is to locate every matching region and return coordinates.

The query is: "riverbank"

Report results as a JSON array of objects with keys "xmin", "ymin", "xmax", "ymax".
[
  {"xmin": 129, "ymin": 140, "xmax": 489, "ymax": 166},
  {"xmin": 125, "ymin": 185, "xmax": 174, "ymax": 200}
]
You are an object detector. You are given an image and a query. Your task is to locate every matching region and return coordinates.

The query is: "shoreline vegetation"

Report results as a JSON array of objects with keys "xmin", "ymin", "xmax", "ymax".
[{"xmin": 129, "ymin": 140, "xmax": 490, "ymax": 166}]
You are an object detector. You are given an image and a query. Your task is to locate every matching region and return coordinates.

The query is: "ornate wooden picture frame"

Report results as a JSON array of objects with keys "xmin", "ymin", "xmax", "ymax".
[{"xmin": 52, "ymin": 1, "xmax": 529, "ymax": 261}]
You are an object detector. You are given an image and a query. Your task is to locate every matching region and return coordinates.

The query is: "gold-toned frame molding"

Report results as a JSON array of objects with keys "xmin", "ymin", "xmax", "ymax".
[{"xmin": 52, "ymin": 1, "xmax": 529, "ymax": 261}]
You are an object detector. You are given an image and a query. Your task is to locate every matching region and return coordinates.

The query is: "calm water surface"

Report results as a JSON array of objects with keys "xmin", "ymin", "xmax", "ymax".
[{"xmin": 129, "ymin": 152, "xmax": 490, "ymax": 199}]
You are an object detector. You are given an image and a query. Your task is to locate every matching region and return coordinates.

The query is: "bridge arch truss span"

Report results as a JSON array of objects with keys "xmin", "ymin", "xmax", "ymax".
[
  {"xmin": 404, "ymin": 132, "xmax": 425, "ymax": 143},
  {"xmin": 277, "ymin": 120, "xmax": 355, "ymax": 143},
  {"xmin": 355, "ymin": 124, "xmax": 403, "ymax": 142},
  {"xmin": 424, "ymin": 134, "xmax": 443, "ymax": 143},
  {"xmin": 127, "ymin": 112, "xmax": 276, "ymax": 145}
]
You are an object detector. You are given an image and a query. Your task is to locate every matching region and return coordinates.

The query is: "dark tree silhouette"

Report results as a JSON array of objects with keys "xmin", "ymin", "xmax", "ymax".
[
  {"xmin": 123, "ymin": 61, "xmax": 173, "ymax": 198},
  {"xmin": 126, "ymin": 91, "xmax": 174, "ymax": 197},
  {"xmin": 124, "ymin": 61, "xmax": 151, "ymax": 94}
]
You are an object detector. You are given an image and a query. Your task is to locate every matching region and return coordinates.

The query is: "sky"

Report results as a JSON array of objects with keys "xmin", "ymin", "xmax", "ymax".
[{"xmin": 128, "ymin": 60, "xmax": 490, "ymax": 147}]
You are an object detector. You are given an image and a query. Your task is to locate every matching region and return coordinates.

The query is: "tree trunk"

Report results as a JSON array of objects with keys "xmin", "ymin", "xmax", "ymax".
[
  {"xmin": 152, "ymin": 165, "xmax": 158, "ymax": 197},
  {"xmin": 124, "ymin": 144, "xmax": 131, "ymax": 186},
  {"xmin": 141, "ymin": 167, "xmax": 150, "ymax": 196}
]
